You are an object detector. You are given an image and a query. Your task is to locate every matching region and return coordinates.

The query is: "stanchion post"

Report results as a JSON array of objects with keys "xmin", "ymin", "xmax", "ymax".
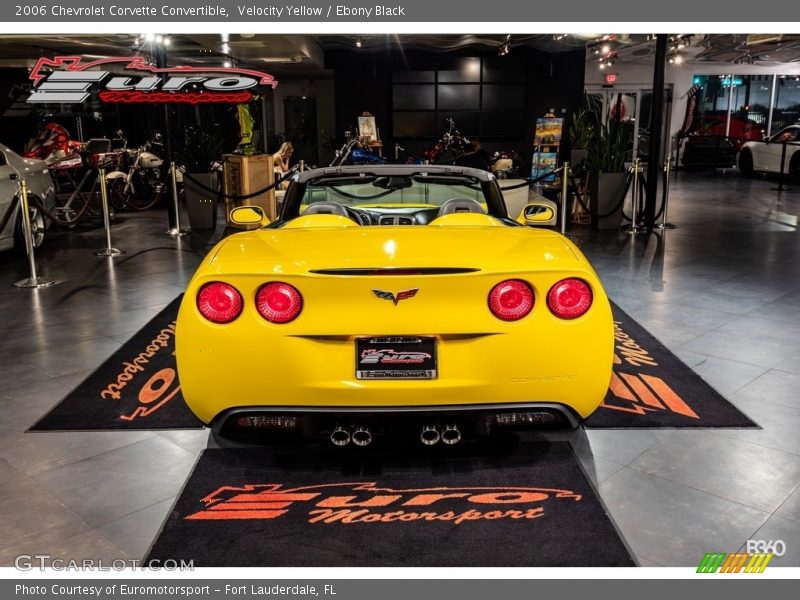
[
  {"xmin": 560, "ymin": 162, "xmax": 569, "ymax": 236},
  {"xmin": 625, "ymin": 158, "xmax": 644, "ymax": 235},
  {"xmin": 657, "ymin": 156, "xmax": 677, "ymax": 230},
  {"xmin": 166, "ymin": 161, "xmax": 189, "ymax": 237},
  {"xmin": 13, "ymin": 177, "xmax": 56, "ymax": 288},
  {"xmin": 93, "ymin": 168, "xmax": 125, "ymax": 257},
  {"xmin": 772, "ymin": 141, "xmax": 789, "ymax": 192}
]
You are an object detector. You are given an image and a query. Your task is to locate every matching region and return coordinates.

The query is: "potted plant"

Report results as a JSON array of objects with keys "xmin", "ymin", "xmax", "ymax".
[
  {"xmin": 570, "ymin": 97, "xmax": 631, "ymax": 229},
  {"xmin": 175, "ymin": 119, "xmax": 228, "ymax": 230}
]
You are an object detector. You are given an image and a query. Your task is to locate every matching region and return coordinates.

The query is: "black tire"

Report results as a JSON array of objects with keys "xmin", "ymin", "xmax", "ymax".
[
  {"xmin": 790, "ymin": 153, "xmax": 800, "ymax": 185},
  {"xmin": 13, "ymin": 203, "xmax": 46, "ymax": 254},
  {"xmin": 108, "ymin": 178, "xmax": 128, "ymax": 211},
  {"xmin": 738, "ymin": 149, "xmax": 754, "ymax": 178}
]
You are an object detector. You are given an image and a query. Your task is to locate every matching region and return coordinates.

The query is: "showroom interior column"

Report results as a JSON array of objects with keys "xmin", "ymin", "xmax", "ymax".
[
  {"xmin": 644, "ymin": 34, "xmax": 667, "ymax": 228},
  {"xmin": 154, "ymin": 43, "xmax": 177, "ymax": 231},
  {"xmin": 767, "ymin": 74, "xmax": 777, "ymax": 137}
]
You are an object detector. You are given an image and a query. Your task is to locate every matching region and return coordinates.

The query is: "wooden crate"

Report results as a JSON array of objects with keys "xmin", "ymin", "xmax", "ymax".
[{"xmin": 222, "ymin": 154, "xmax": 276, "ymax": 228}]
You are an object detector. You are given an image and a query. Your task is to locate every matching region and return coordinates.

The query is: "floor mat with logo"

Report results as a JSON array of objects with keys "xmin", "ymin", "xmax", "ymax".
[{"xmin": 144, "ymin": 441, "xmax": 635, "ymax": 567}]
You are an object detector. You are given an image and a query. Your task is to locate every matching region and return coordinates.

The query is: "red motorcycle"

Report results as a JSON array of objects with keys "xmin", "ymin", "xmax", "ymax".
[
  {"xmin": 24, "ymin": 122, "xmax": 82, "ymax": 163},
  {"xmin": 424, "ymin": 118, "xmax": 471, "ymax": 164}
]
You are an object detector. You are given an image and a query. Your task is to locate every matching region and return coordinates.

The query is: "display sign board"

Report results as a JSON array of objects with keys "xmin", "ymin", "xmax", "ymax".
[
  {"xmin": 26, "ymin": 56, "xmax": 278, "ymax": 105},
  {"xmin": 531, "ymin": 151, "xmax": 558, "ymax": 183},
  {"xmin": 534, "ymin": 117, "xmax": 563, "ymax": 144}
]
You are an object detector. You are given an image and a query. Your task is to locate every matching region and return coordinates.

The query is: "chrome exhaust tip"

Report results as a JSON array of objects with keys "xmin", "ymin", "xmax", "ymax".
[
  {"xmin": 441, "ymin": 424, "xmax": 462, "ymax": 445},
  {"xmin": 330, "ymin": 426, "xmax": 351, "ymax": 446},
  {"xmin": 420, "ymin": 425, "xmax": 440, "ymax": 446},
  {"xmin": 351, "ymin": 427, "xmax": 373, "ymax": 447}
]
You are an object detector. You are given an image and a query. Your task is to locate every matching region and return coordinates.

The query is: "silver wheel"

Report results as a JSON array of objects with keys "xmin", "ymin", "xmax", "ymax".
[
  {"xmin": 29, "ymin": 208, "xmax": 45, "ymax": 248},
  {"xmin": 14, "ymin": 204, "xmax": 47, "ymax": 253}
]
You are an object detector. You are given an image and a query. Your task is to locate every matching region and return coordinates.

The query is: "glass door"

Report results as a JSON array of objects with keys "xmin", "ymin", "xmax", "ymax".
[{"xmin": 586, "ymin": 86, "xmax": 672, "ymax": 163}]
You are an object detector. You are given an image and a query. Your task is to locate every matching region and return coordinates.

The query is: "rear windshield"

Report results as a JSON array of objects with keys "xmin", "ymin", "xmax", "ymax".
[{"xmin": 301, "ymin": 176, "xmax": 486, "ymax": 208}]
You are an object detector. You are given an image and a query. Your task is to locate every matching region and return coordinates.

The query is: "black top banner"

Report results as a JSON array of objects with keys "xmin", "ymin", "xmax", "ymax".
[{"xmin": 3, "ymin": 0, "xmax": 800, "ymax": 22}]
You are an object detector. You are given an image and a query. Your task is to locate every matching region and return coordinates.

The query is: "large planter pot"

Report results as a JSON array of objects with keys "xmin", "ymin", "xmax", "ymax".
[
  {"xmin": 184, "ymin": 172, "xmax": 218, "ymax": 230},
  {"xmin": 591, "ymin": 172, "xmax": 627, "ymax": 230}
]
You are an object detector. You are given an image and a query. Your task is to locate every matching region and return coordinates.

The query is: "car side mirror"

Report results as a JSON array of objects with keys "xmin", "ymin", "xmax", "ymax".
[
  {"xmin": 230, "ymin": 206, "xmax": 269, "ymax": 227},
  {"xmin": 517, "ymin": 200, "xmax": 557, "ymax": 227}
]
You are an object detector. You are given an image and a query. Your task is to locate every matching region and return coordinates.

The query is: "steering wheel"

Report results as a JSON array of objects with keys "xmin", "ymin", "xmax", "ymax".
[{"xmin": 344, "ymin": 206, "xmax": 371, "ymax": 226}]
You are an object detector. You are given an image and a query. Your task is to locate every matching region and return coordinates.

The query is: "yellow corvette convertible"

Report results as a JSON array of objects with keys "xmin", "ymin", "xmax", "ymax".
[{"xmin": 176, "ymin": 165, "xmax": 614, "ymax": 445}]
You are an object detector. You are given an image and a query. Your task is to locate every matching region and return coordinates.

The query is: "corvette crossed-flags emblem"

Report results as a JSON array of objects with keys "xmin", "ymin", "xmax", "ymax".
[{"xmin": 372, "ymin": 289, "xmax": 419, "ymax": 305}]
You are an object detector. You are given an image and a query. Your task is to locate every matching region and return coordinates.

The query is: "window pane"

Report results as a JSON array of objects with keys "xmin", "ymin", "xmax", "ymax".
[
  {"xmin": 437, "ymin": 84, "xmax": 480, "ymax": 110},
  {"xmin": 690, "ymin": 75, "xmax": 731, "ymax": 137},
  {"xmin": 393, "ymin": 84, "xmax": 436, "ymax": 110},
  {"xmin": 771, "ymin": 76, "xmax": 800, "ymax": 133},
  {"xmin": 729, "ymin": 75, "xmax": 770, "ymax": 144}
]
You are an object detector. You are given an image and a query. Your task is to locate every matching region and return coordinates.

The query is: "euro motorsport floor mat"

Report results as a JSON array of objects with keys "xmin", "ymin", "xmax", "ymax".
[
  {"xmin": 29, "ymin": 297, "xmax": 756, "ymax": 431},
  {"xmin": 30, "ymin": 296, "xmax": 202, "ymax": 431},
  {"xmin": 145, "ymin": 440, "xmax": 635, "ymax": 567},
  {"xmin": 582, "ymin": 303, "xmax": 757, "ymax": 428}
]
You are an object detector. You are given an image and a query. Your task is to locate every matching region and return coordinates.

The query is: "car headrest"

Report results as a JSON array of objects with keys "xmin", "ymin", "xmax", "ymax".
[
  {"xmin": 303, "ymin": 202, "xmax": 349, "ymax": 217},
  {"xmin": 437, "ymin": 198, "xmax": 485, "ymax": 216}
]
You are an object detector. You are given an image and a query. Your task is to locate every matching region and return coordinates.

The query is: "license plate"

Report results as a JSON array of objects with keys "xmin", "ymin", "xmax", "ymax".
[{"xmin": 356, "ymin": 337, "xmax": 437, "ymax": 380}]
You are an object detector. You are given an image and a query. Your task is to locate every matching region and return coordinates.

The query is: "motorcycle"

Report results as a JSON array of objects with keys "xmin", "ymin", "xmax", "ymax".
[
  {"xmin": 24, "ymin": 122, "xmax": 82, "ymax": 164},
  {"xmin": 106, "ymin": 132, "xmax": 181, "ymax": 211},
  {"xmin": 424, "ymin": 118, "xmax": 471, "ymax": 165},
  {"xmin": 329, "ymin": 130, "xmax": 386, "ymax": 166},
  {"xmin": 489, "ymin": 150, "xmax": 523, "ymax": 179}
]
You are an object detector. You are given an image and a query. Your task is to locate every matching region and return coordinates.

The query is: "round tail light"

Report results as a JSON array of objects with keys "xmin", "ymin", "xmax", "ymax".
[
  {"xmin": 256, "ymin": 282, "xmax": 303, "ymax": 323},
  {"xmin": 547, "ymin": 278, "xmax": 593, "ymax": 319},
  {"xmin": 488, "ymin": 279, "xmax": 534, "ymax": 321},
  {"xmin": 196, "ymin": 282, "xmax": 243, "ymax": 324}
]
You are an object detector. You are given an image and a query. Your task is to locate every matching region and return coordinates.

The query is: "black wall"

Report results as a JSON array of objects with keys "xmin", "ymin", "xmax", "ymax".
[{"xmin": 325, "ymin": 46, "xmax": 586, "ymax": 170}]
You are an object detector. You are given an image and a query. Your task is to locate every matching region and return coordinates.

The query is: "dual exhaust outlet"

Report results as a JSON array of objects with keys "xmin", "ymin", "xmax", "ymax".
[
  {"xmin": 330, "ymin": 426, "xmax": 373, "ymax": 447},
  {"xmin": 329, "ymin": 423, "xmax": 463, "ymax": 446},
  {"xmin": 420, "ymin": 424, "xmax": 462, "ymax": 446}
]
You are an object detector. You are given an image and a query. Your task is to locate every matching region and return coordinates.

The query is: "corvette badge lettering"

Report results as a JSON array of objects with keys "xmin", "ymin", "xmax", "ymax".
[
  {"xmin": 185, "ymin": 482, "xmax": 582, "ymax": 524},
  {"xmin": 27, "ymin": 56, "xmax": 278, "ymax": 104},
  {"xmin": 372, "ymin": 288, "xmax": 419, "ymax": 305}
]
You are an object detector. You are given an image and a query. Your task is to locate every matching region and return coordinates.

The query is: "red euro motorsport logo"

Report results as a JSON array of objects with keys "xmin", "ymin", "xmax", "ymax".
[
  {"xmin": 27, "ymin": 56, "xmax": 278, "ymax": 105},
  {"xmin": 185, "ymin": 482, "xmax": 583, "ymax": 525}
]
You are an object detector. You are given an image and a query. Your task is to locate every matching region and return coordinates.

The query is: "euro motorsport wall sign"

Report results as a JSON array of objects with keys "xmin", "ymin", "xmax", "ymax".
[{"xmin": 26, "ymin": 56, "xmax": 278, "ymax": 105}]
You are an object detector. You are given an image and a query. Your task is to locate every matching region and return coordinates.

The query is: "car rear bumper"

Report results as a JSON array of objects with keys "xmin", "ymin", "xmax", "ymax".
[{"xmin": 212, "ymin": 402, "xmax": 581, "ymax": 440}]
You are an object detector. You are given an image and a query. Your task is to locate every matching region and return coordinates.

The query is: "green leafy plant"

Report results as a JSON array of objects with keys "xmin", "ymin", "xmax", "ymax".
[
  {"xmin": 569, "ymin": 94, "xmax": 631, "ymax": 174},
  {"xmin": 569, "ymin": 95, "xmax": 600, "ymax": 150},
  {"xmin": 587, "ymin": 118, "xmax": 631, "ymax": 174}
]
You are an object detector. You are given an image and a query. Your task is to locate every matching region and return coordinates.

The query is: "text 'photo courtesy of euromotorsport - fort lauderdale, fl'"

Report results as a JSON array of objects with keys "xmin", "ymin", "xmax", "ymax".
[{"xmin": 17, "ymin": 4, "xmax": 406, "ymax": 18}]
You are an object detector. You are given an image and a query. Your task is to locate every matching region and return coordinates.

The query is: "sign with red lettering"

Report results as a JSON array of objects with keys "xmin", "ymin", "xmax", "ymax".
[{"xmin": 27, "ymin": 56, "xmax": 278, "ymax": 104}]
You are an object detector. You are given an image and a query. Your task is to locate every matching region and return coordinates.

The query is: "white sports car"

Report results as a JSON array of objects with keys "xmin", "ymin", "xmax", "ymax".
[
  {"xmin": 738, "ymin": 124, "xmax": 800, "ymax": 183},
  {"xmin": 0, "ymin": 143, "xmax": 56, "ymax": 253}
]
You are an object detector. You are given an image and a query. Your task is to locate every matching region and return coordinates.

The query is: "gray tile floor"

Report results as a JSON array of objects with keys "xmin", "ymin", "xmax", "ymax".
[{"xmin": 0, "ymin": 172, "xmax": 799, "ymax": 567}]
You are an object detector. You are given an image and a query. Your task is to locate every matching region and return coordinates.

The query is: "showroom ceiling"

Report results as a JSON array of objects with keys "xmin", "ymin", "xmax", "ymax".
[{"xmin": 0, "ymin": 33, "xmax": 799, "ymax": 78}]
